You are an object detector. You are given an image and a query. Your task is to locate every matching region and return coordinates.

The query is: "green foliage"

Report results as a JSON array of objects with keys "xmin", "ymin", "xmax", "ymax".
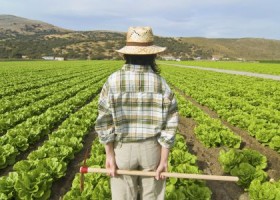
[
  {"xmin": 219, "ymin": 149, "xmax": 267, "ymax": 172},
  {"xmin": 160, "ymin": 64, "xmax": 280, "ymax": 153},
  {"xmin": 2, "ymin": 60, "xmax": 279, "ymax": 199},
  {"xmin": 259, "ymin": 60, "xmax": 280, "ymax": 64},
  {"xmin": 269, "ymin": 136, "xmax": 280, "ymax": 153},
  {"xmin": 174, "ymin": 90, "xmax": 241, "ymax": 148},
  {"xmin": 230, "ymin": 163, "xmax": 267, "ymax": 188},
  {"xmin": 166, "ymin": 134, "xmax": 212, "ymax": 199},
  {"xmin": 0, "ymin": 61, "xmax": 120, "ymax": 199},
  {"xmin": 14, "ymin": 170, "xmax": 52, "ymax": 200},
  {"xmin": 0, "ymin": 172, "xmax": 17, "ymax": 199},
  {"xmin": 0, "ymin": 144, "xmax": 18, "ymax": 169},
  {"xmin": 218, "ymin": 149, "xmax": 268, "ymax": 188},
  {"xmin": 64, "ymin": 134, "xmax": 212, "ymax": 199},
  {"xmin": 13, "ymin": 158, "xmax": 67, "ymax": 179},
  {"xmin": 249, "ymin": 180, "xmax": 280, "ymax": 200}
]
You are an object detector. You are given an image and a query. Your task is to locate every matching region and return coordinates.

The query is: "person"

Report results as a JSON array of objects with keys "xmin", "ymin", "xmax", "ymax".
[{"xmin": 95, "ymin": 26, "xmax": 178, "ymax": 200}]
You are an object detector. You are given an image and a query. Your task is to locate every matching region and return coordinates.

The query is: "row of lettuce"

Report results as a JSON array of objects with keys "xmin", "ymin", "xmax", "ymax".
[
  {"xmin": 161, "ymin": 67, "xmax": 280, "ymax": 199},
  {"xmin": 63, "ymin": 134, "xmax": 212, "ymax": 200},
  {"xmin": 0, "ymin": 61, "xmax": 120, "ymax": 199},
  {"xmin": 161, "ymin": 65, "xmax": 280, "ymax": 153},
  {"xmin": 0, "ymin": 62, "xmax": 97, "ymax": 98},
  {"xmin": 0, "ymin": 69, "xmax": 117, "ymax": 170},
  {"xmin": 63, "ymin": 83, "xmax": 279, "ymax": 199},
  {"xmin": 0, "ymin": 69, "xmax": 109, "ymax": 136},
  {"xmin": 163, "ymin": 61, "xmax": 280, "ymax": 75},
  {"xmin": 0, "ymin": 61, "xmax": 123, "ymax": 97},
  {"xmin": 1, "ymin": 60, "xmax": 279, "ymax": 199},
  {"xmin": 0, "ymin": 92, "xmax": 100, "ymax": 199},
  {"xmin": 0, "ymin": 66, "xmax": 107, "ymax": 115}
]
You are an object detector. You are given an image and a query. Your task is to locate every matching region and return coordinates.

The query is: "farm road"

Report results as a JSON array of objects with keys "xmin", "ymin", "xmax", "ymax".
[{"xmin": 161, "ymin": 63, "xmax": 280, "ymax": 81}]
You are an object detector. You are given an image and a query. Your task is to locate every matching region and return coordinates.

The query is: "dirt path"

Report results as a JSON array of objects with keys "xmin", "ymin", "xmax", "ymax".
[
  {"xmin": 176, "ymin": 87, "xmax": 280, "ymax": 199},
  {"xmin": 0, "ymin": 135, "xmax": 48, "ymax": 177},
  {"xmin": 180, "ymin": 89, "xmax": 280, "ymax": 180},
  {"xmin": 178, "ymin": 117, "xmax": 248, "ymax": 200},
  {"xmin": 50, "ymin": 130, "xmax": 97, "ymax": 200},
  {"xmin": 50, "ymin": 87, "xmax": 280, "ymax": 200},
  {"xmin": 162, "ymin": 63, "xmax": 280, "ymax": 81}
]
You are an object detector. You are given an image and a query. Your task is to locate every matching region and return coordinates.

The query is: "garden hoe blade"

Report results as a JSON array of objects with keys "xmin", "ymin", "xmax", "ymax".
[
  {"xmin": 80, "ymin": 149, "xmax": 89, "ymax": 192},
  {"xmin": 80, "ymin": 172, "xmax": 84, "ymax": 192}
]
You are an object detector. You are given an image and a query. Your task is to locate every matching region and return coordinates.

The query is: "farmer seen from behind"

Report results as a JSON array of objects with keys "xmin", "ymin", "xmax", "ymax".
[{"xmin": 95, "ymin": 26, "xmax": 178, "ymax": 200}]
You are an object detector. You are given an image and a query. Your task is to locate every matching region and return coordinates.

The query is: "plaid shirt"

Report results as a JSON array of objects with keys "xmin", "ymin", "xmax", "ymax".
[{"xmin": 95, "ymin": 64, "xmax": 178, "ymax": 148}]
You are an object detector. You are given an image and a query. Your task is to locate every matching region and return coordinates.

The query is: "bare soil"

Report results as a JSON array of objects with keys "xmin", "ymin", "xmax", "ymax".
[
  {"xmin": 0, "ymin": 134, "xmax": 48, "ymax": 177},
  {"xmin": 179, "ymin": 117, "xmax": 248, "ymax": 200},
  {"xmin": 50, "ymin": 130, "xmax": 96, "ymax": 200},
  {"xmin": 182, "ymin": 91, "xmax": 280, "ymax": 180},
  {"xmin": 50, "ymin": 88, "xmax": 280, "ymax": 200},
  {"xmin": 176, "ymin": 88, "xmax": 280, "ymax": 200}
]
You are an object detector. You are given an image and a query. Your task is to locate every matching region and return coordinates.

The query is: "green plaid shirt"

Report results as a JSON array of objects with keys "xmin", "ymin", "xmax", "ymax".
[{"xmin": 95, "ymin": 64, "xmax": 178, "ymax": 148}]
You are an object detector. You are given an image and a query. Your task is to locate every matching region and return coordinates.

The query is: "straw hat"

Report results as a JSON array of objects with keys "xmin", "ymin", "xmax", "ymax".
[{"xmin": 116, "ymin": 26, "xmax": 166, "ymax": 55}]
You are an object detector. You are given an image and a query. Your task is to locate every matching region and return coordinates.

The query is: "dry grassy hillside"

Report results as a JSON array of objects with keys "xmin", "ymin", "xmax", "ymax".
[
  {"xmin": 180, "ymin": 37, "xmax": 280, "ymax": 60},
  {"xmin": 0, "ymin": 15, "xmax": 69, "ymax": 35},
  {"xmin": 1, "ymin": 15, "xmax": 280, "ymax": 61}
]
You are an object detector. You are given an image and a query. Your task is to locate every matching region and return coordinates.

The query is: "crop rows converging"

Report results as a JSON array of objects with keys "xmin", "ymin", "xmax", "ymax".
[
  {"xmin": 160, "ymin": 64, "xmax": 280, "ymax": 153},
  {"xmin": 163, "ymin": 61, "xmax": 280, "ymax": 75},
  {"xmin": 0, "ymin": 69, "xmax": 109, "ymax": 136},
  {"xmin": 0, "ymin": 61, "xmax": 120, "ymax": 200},
  {"xmin": 173, "ymin": 88, "xmax": 271, "ymax": 194},
  {"xmin": 160, "ymin": 63, "xmax": 280, "ymax": 199},
  {"xmin": 1, "ymin": 60, "xmax": 280, "ymax": 200},
  {"xmin": 64, "ymin": 133, "xmax": 212, "ymax": 200}
]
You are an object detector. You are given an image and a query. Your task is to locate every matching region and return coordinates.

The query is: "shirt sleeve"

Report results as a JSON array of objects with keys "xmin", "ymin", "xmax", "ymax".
[
  {"xmin": 95, "ymin": 81, "xmax": 115, "ymax": 144},
  {"xmin": 158, "ymin": 81, "xmax": 178, "ymax": 149}
]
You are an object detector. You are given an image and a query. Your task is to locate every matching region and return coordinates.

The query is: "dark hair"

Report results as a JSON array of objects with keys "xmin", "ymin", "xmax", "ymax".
[{"xmin": 124, "ymin": 54, "xmax": 160, "ymax": 74}]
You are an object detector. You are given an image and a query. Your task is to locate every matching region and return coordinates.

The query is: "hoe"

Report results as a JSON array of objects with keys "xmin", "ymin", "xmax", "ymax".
[{"xmin": 79, "ymin": 151, "xmax": 239, "ymax": 191}]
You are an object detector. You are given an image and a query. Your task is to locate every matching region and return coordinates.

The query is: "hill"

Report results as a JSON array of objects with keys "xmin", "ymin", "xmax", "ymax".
[
  {"xmin": 0, "ymin": 15, "xmax": 280, "ymax": 61},
  {"xmin": 179, "ymin": 37, "xmax": 280, "ymax": 61},
  {"xmin": 0, "ymin": 15, "xmax": 69, "ymax": 35}
]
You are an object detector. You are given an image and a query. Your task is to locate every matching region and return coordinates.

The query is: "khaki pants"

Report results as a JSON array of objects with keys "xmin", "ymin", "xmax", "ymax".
[{"xmin": 111, "ymin": 137, "xmax": 165, "ymax": 200}]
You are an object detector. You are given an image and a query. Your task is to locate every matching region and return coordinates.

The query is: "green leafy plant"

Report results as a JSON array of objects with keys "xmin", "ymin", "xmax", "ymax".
[
  {"xmin": 249, "ymin": 179, "xmax": 280, "ymax": 200},
  {"xmin": 14, "ymin": 169, "xmax": 52, "ymax": 200},
  {"xmin": 0, "ymin": 144, "xmax": 19, "ymax": 169},
  {"xmin": 230, "ymin": 163, "xmax": 267, "ymax": 188},
  {"xmin": 0, "ymin": 172, "xmax": 17, "ymax": 199},
  {"xmin": 219, "ymin": 148, "xmax": 268, "ymax": 188}
]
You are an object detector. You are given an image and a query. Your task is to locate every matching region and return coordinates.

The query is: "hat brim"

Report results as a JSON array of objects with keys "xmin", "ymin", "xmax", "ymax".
[{"xmin": 115, "ymin": 45, "xmax": 166, "ymax": 55}]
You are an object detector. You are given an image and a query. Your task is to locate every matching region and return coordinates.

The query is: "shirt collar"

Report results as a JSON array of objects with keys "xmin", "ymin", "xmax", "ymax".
[{"xmin": 122, "ymin": 64, "xmax": 153, "ymax": 72}]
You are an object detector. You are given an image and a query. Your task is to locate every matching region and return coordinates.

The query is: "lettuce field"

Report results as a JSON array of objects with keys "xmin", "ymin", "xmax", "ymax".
[{"xmin": 0, "ymin": 60, "xmax": 280, "ymax": 200}]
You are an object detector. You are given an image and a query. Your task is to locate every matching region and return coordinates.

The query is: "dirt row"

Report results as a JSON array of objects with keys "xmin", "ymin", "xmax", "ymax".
[
  {"xmin": 177, "ymin": 88, "xmax": 280, "ymax": 200},
  {"xmin": 163, "ymin": 63, "xmax": 280, "ymax": 81},
  {"xmin": 179, "ymin": 117, "xmax": 247, "ymax": 200},
  {"xmin": 50, "ymin": 130, "xmax": 97, "ymax": 200},
  {"xmin": 0, "ymin": 134, "xmax": 48, "ymax": 177},
  {"xmin": 50, "ymin": 88, "xmax": 280, "ymax": 200}
]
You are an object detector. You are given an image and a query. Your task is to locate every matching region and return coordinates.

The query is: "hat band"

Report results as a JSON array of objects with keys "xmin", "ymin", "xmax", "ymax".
[{"xmin": 126, "ymin": 42, "xmax": 154, "ymax": 46}]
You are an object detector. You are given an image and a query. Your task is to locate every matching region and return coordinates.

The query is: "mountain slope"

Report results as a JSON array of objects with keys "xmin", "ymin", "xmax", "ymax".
[
  {"xmin": 0, "ymin": 15, "xmax": 69, "ymax": 35},
  {"xmin": 180, "ymin": 37, "xmax": 280, "ymax": 60},
  {"xmin": 0, "ymin": 15, "xmax": 280, "ymax": 61}
]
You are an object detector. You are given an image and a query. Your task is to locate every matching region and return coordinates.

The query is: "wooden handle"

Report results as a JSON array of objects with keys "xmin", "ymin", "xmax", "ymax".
[{"xmin": 81, "ymin": 167, "xmax": 239, "ymax": 182}]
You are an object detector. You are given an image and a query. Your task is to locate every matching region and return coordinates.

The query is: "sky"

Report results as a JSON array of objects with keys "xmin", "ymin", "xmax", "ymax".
[{"xmin": 1, "ymin": 0, "xmax": 279, "ymax": 40}]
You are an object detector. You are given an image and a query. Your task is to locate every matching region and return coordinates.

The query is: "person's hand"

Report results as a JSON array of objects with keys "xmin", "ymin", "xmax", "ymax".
[
  {"xmin": 105, "ymin": 143, "xmax": 117, "ymax": 177},
  {"xmin": 105, "ymin": 153, "xmax": 117, "ymax": 177},
  {"xmin": 155, "ymin": 161, "xmax": 168, "ymax": 180},
  {"xmin": 155, "ymin": 146, "xmax": 169, "ymax": 180}
]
